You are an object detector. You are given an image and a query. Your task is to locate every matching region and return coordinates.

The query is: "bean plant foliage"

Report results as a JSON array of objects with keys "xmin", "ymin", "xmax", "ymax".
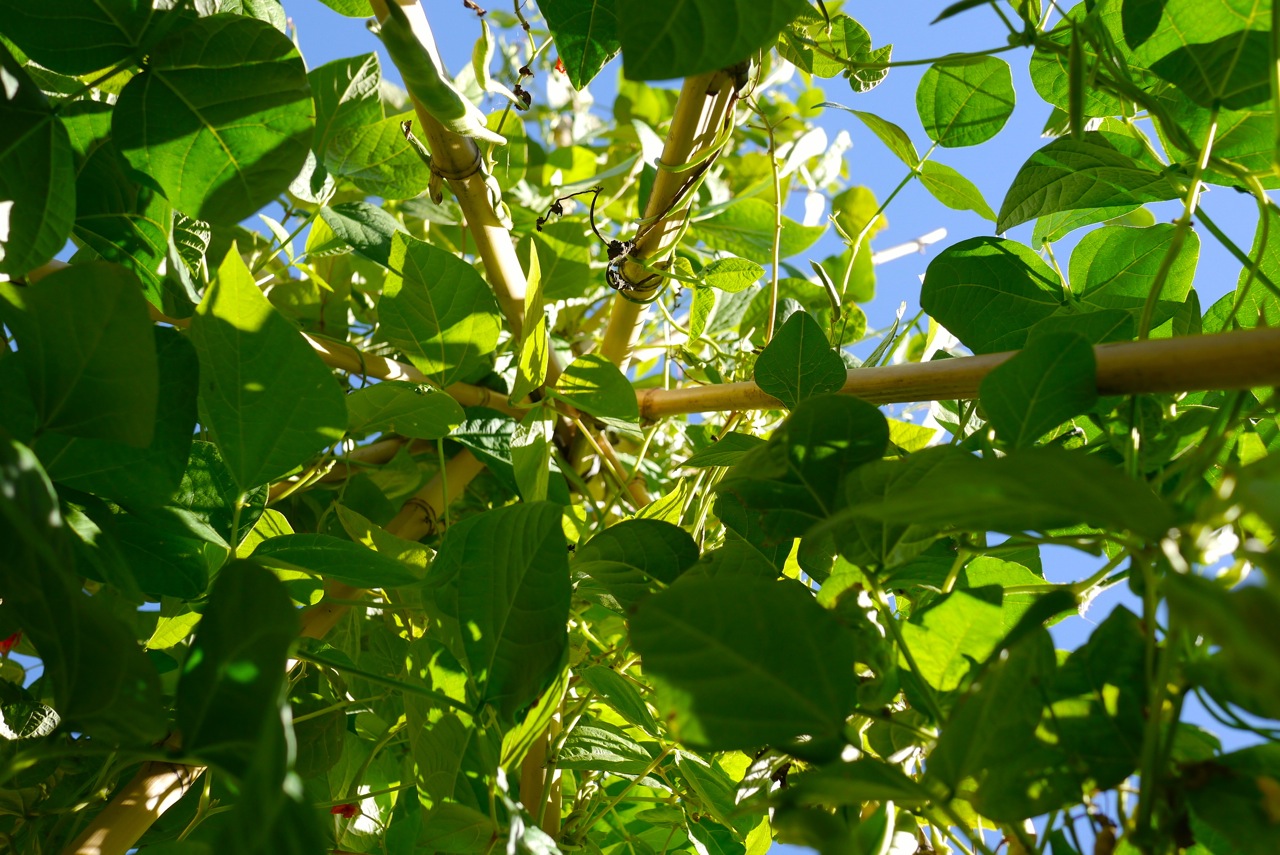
[{"xmin": 0, "ymin": 1, "xmax": 1279, "ymax": 854}]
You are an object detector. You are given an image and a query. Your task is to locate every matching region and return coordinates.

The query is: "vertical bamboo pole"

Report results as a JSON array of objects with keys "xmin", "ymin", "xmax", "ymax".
[{"xmin": 598, "ymin": 69, "xmax": 744, "ymax": 369}]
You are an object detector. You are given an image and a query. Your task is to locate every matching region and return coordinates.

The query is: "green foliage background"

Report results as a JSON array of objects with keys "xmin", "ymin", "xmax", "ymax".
[{"xmin": 1, "ymin": 1, "xmax": 1280, "ymax": 854}]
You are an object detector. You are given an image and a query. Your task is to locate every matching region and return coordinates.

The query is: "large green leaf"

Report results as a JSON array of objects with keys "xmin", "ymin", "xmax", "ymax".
[
  {"xmin": 252, "ymin": 533, "xmax": 424, "ymax": 588},
  {"xmin": 822, "ymin": 446, "xmax": 955, "ymax": 569},
  {"xmin": 692, "ymin": 198, "xmax": 826, "ymax": 261},
  {"xmin": 0, "ymin": 262, "xmax": 158, "ymax": 446},
  {"xmin": 917, "ymin": 161, "xmax": 997, "ymax": 221},
  {"xmin": 718, "ymin": 395, "xmax": 889, "ymax": 540},
  {"xmin": 630, "ymin": 577, "xmax": 858, "ymax": 750},
  {"xmin": 379, "ymin": 234, "xmax": 503, "ymax": 386},
  {"xmin": 177, "ymin": 560, "xmax": 298, "ymax": 776},
  {"xmin": 841, "ymin": 447, "xmax": 1175, "ymax": 539},
  {"xmin": 0, "ymin": 0, "xmax": 158, "ymax": 75},
  {"xmin": 36, "ymin": 326, "xmax": 198, "ymax": 507},
  {"xmin": 61, "ymin": 102, "xmax": 171, "ymax": 304},
  {"xmin": 555, "ymin": 353, "xmax": 641, "ymax": 425},
  {"xmin": 778, "ymin": 14, "xmax": 882, "ymax": 80},
  {"xmin": 574, "ymin": 518, "xmax": 699, "ymax": 610},
  {"xmin": 308, "ymin": 53, "xmax": 383, "ymax": 163},
  {"xmin": 114, "ymin": 14, "xmax": 314, "ymax": 225},
  {"xmin": 0, "ymin": 437, "xmax": 165, "ymax": 742},
  {"xmin": 1125, "ymin": 0, "xmax": 1271, "ymax": 110},
  {"xmin": 346, "ymin": 381, "xmax": 465, "ymax": 440},
  {"xmin": 996, "ymin": 134, "xmax": 1180, "ymax": 233},
  {"xmin": 325, "ymin": 113, "xmax": 432, "ymax": 200},
  {"xmin": 979, "ymin": 331, "xmax": 1097, "ymax": 448},
  {"xmin": 920, "ymin": 236, "xmax": 1063, "ymax": 353},
  {"xmin": 617, "ymin": 0, "xmax": 809, "ymax": 80},
  {"xmin": 899, "ymin": 588, "xmax": 1006, "ymax": 693},
  {"xmin": 0, "ymin": 46, "xmax": 75, "ymax": 277},
  {"xmin": 579, "ymin": 664, "xmax": 660, "ymax": 735},
  {"xmin": 540, "ymin": 0, "xmax": 621, "ymax": 89},
  {"xmin": 1184, "ymin": 745, "xmax": 1280, "ymax": 855},
  {"xmin": 926, "ymin": 627, "xmax": 1072, "ymax": 821},
  {"xmin": 557, "ymin": 720, "xmax": 657, "ymax": 774},
  {"xmin": 191, "ymin": 247, "xmax": 347, "ymax": 489},
  {"xmin": 1068, "ymin": 224, "xmax": 1200, "ymax": 331},
  {"xmin": 318, "ymin": 201, "xmax": 405, "ymax": 268},
  {"xmin": 753, "ymin": 311, "xmax": 846, "ymax": 409},
  {"xmin": 435, "ymin": 502, "xmax": 571, "ymax": 725},
  {"xmin": 916, "ymin": 56, "xmax": 1015, "ymax": 147}
]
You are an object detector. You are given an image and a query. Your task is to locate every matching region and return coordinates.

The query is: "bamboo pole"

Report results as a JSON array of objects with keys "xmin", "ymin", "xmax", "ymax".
[
  {"xmin": 598, "ymin": 69, "xmax": 745, "ymax": 369},
  {"xmin": 637, "ymin": 327, "xmax": 1280, "ymax": 419}
]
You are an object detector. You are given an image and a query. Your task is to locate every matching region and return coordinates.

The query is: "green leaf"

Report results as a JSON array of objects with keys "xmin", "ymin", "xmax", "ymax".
[
  {"xmin": 0, "ymin": 0, "xmax": 157, "ymax": 75},
  {"xmin": 0, "ymin": 436, "xmax": 165, "ymax": 742},
  {"xmin": 979, "ymin": 332, "xmax": 1098, "ymax": 447},
  {"xmin": 783, "ymin": 758, "xmax": 931, "ymax": 809},
  {"xmin": 419, "ymin": 803, "xmax": 500, "ymax": 853},
  {"xmin": 679, "ymin": 432, "xmax": 767, "ymax": 468},
  {"xmin": 702, "ymin": 257, "xmax": 764, "ymax": 292},
  {"xmin": 556, "ymin": 353, "xmax": 640, "ymax": 425},
  {"xmin": 309, "ymin": 53, "xmax": 383, "ymax": 164},
  {"xmin": 753, "ymin": 311, "xmax": 846, "ymax": 409},
  {"xmin": 114, "ymin": 14, "xmax": 314, "ymax": 225},
  {"xmin": 693, "ymin": 198, "xmax": 826, "ymax": 261},
  {"xmin": 1068, "ymin": 224, "xmax": 1200, "ymax": 331},
  {"xmin": 313, "ymin": 0, "xmax": 373, "ymax": 16},
  {"xmin": 36, "ymin": 327, "xmax": 198, "ymax": 507},
  {"xmin": 579, "ymin": 664, "xmax": 660, "ymax": 735},
  {"xmin": 252, "ymin": 533, "xmax": 423, "ymax": 588},
  {"xmin": 325, "ymin": 113, "xmax": 432, "ymax": 200},
  {"xmin": 512, "ymin": 405, "xmax": 556, "ymax": 503},
  {"xmin": 177, "ymin": 560, "xmax": 297, "ymax": 776},
  {"xmin": 435, "ymin": 502, "xmax": 570, "ymax": 725},
  {"xmin": 921, "ymin": 237, "xmax": 1063, "ymax": 353},
  {"xmin": 631, "ymin": 577, "xmax": 858, "ymax": 750},
  {"xmin": 916, "ymin": 56, "xmax": 1015, "ymax": 147},
  {"xmin": 917, "ymin": 161, "xmax": 997, "ymax": 221},
  {"xmin": 841, "ymin": 447, "xmax": 1175, "ymax": 540},
  {"xmin": 1184, "ymin": 745, "xmax": 1280, "ymax": 855},
  {"xmin": 0, "ymin": 261, "xmax": 158, "ymax": 446},
  {"xmin": 996, "ymin": 134, "xmax": 1180, "ymax": 233},
  {"xmin": 511, "ymin": 239, "xmax": 548, "ymax": 402},
  {"xmin": 900, "ymin": 588, "xmax": 1006, "ymax": 692},
  {"xmin": 1047, "ymin": 607, "xmax": 1146, "ymax": 791},
  {"xmin": 191, "ymin": 247, "xmax": 347, "ymax": 489},
  {"xmin": 779, "ymin": 14, "xmax": 881, "ymax": 80},
  {"xmin": 61, "ymin": 101, "xmax": 171, "ymax": 302},
  {"xmin": 318, "ymin": 201, "xmax": 406, "ymax": 268},
  {"xmin": 617, "ymin": 0, "xmax": 809, "ymax": 80},
  {"xmin": 574, "ymin": 518, "xmax": 699, "ymax": 610},
  {"xmin": 540, "ymin": 0, "xmax": 621, "ymax": 89},
  {"xmin": 379, "ymin": 234, "xmax": 503, "ymax": 386},
  {"xmin": 843, "ymin": 108, "xmax": 920, "ymax": 168},
  {"xmin": 0, "ymin": 46, "xmax": 75, "ymax": 277},
  {"xmin": 688, "ymin": 284, "xmax": 716, "ymax": 341},
  {"xmin": 1126, "ymin": 0, "xmax": 1271, "ymax": 110},
  {"xmin": 927, "ymin": 627, "xmax": 1070, "ymax": 821},
  {"xmin": 346, "ymin": 381, "xmax": 465, "ymax": 440},
  {"xmin": 558, "ymin": 720, "xmax": 656, "ymax": 774},
  {"xmin": 1204, "ymin": 200, "xmax": 1280, "ymax": 333},
  {"xmin": 718, "ymin": 395, "xmax": 889, "ymax": 540}
]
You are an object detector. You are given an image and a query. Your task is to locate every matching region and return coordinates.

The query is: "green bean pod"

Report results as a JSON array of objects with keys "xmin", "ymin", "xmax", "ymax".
[{"xmin": 378, "ymin": 2, "xmax": 506, "ymax": 145}]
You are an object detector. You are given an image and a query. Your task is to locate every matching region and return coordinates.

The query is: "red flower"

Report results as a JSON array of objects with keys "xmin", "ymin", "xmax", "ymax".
[
  {"xmin": 330, "ymin": 803, "xmax": 359, "ymax": 819},
  {"xmin": 0, "ymin": 632, "xmax": 20, "ymax": 655},
  {"xmin": 554, "ymin": 57, "xmax": 566, "ymax": 75}
]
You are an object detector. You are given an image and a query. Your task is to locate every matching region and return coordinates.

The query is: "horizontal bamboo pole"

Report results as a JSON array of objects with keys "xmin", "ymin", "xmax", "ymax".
[{"xmin": 637, "ymin": 327, "xmax": 1280, "ymax": 419}]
